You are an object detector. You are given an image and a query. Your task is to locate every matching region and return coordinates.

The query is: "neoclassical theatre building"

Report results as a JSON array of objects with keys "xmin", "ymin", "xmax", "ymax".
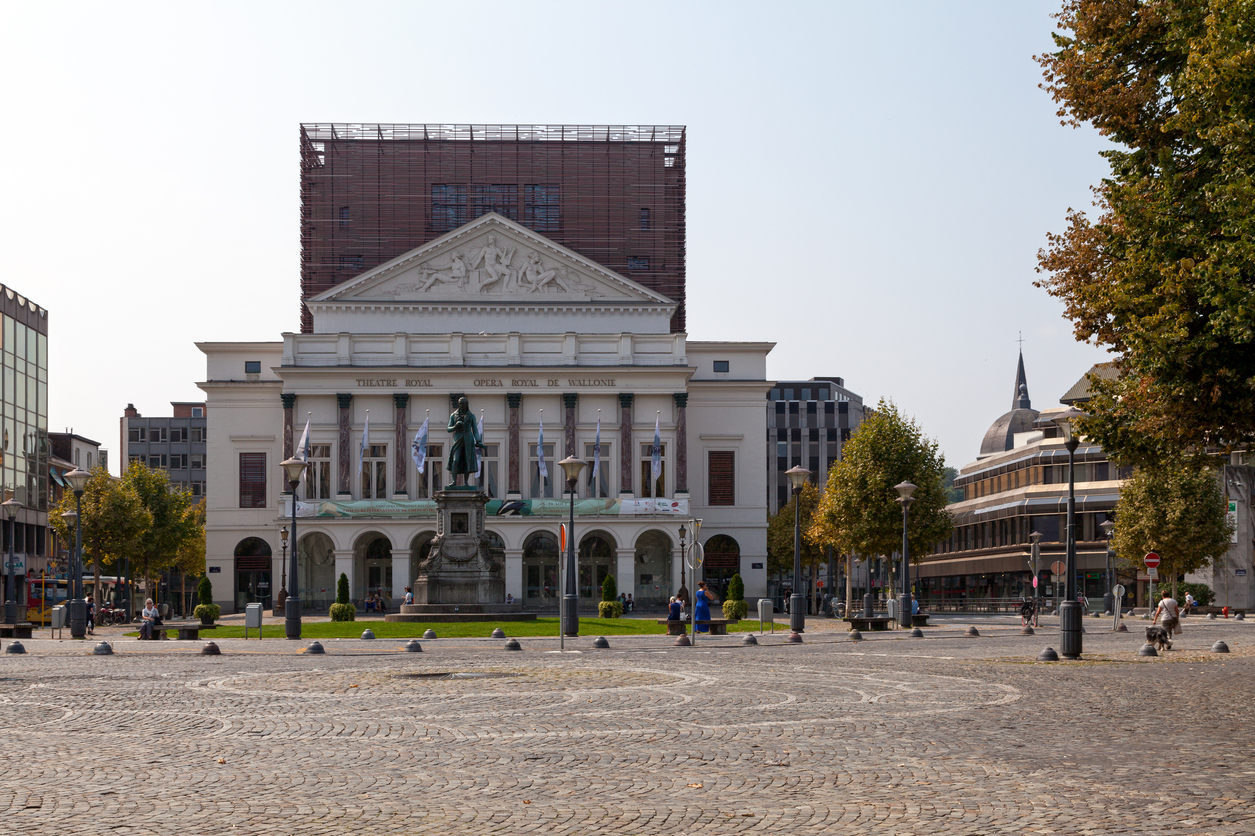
[{"xmin": 197, "ymin": 124, "xmax": 772, "ymax": 613}]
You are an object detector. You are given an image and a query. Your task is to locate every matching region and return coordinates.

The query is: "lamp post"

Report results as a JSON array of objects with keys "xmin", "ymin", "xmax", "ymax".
[
  {"xmin": 677, "ymin": 522, "xmax": 690, "ymax": 607},
  {"xmin": 280, "ymin": 456, "xmax": 309, "ymax": 639},
  {"xmin": 785, "ymin": 465, "xmax": 810, "ymax": 636},
  {"xmin": 558, "ymin": 455, "xmax": 587, "ymax": 639},
  {"xmin": 1099, "ymin": 518, "xmax": 1115, "ymax": 615},
  {"xmin": 1028, "ymin": 530, "xmax": 1042, "ymax": 603},
  {"xmin": 3, "ymin": 498, "xmax": 21, "ymax": 625},
  {"xmin": 276, "ymin": 525, "xmax": 289, "ymax": 614},
  {"xmin": 1052, "ymin": 407, "xmax": 1084, "ymax": 659},
  {"xmin": 64, "ymin": 468, "xmax": 90, "ymax": 639},
  {"xmin": 895, "ymin": 481, "xmax": 917, "ymax": 628}
]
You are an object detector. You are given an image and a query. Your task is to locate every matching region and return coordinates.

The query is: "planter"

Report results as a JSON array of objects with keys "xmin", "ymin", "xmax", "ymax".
[{"xmin": 200, "ymin": 614, "xmax": 215, "ymax": 627}]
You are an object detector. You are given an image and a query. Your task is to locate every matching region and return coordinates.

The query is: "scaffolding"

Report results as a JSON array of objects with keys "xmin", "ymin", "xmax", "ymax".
[{"xmin": 300, "ymin": 123, "xmax": 687, "ymax": 333}]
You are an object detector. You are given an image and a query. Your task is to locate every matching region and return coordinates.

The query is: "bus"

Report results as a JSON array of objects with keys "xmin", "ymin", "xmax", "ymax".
[{"xmin": 25, "ymin": 575, "xmax": 130, "ymax": 625}]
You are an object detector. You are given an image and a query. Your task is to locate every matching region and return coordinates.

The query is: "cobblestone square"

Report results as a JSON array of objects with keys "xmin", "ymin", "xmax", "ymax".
[{"xmin": 2, "ymin": 617, "xmax": 1252, "ymax": 835}]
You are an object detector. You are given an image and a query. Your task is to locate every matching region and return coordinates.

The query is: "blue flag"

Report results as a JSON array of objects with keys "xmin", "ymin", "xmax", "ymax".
[
  {"xmin": 651, "ymin": 412, "xmax": 662, "ymax": 485},
  {"xmin": 411, "ymin": 416, "xmax": 429, "ymax": 474},
  {"xmin": 537, "ymin": 410, "xmax": 548, "ymax": 483}
]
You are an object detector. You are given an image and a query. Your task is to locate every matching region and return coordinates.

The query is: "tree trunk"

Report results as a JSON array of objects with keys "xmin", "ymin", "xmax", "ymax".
[{"xmin": 844, "ymin": 553, "xmax": 853, "ymax": 619}]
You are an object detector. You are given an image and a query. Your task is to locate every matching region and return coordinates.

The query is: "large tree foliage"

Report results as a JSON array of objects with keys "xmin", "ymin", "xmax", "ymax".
[
  {"xmin": 1111, "ymin": 458, "xmax": 1234, "ymax": 589},
  {"xmin": 767, "ymin": 481, "xmax": 824, "ymax": 611},
  {"xmin": 1035, "ymin": 1, "xmax": 1255, "ymax": 464},
  {"xmin": 810, "ymin": 399, "xmax": 952, "ymax": 568},
  {"xmin": 49, "ymin": 466, "xmax": 151, "ymax": 593},
  {"xmin": 121, "ymin": 462, "xmax": 202, "ymax": 591}
]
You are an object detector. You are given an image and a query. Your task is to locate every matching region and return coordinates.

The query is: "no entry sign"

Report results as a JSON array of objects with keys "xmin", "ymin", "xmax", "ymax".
[
  {"xmin": 1051, "ymin": 561, "xmax": 1067, "ymax": 575},
  {"xmin": 1144, "ymin": 552, "xmax": 1161, "ymax": 569}
]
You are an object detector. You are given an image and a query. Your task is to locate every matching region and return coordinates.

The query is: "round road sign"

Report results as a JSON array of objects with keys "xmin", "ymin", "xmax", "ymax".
[
  {"xmin": 1144, "ymin": 552, "xmax": 1161, "ymax": 569},
  {"xmin": 1051, "ymin": 561, "xmax": 1067, "ymax": 575}
]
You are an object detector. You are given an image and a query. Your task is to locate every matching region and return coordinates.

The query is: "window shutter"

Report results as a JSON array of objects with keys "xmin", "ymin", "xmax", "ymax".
[
  {"xmin": 708, "ymin": 451, "xmax": 734, "ymax": 506},
  {"xmin": 239, "ymin": 453, "xmax": 267, "ymax": 508}
]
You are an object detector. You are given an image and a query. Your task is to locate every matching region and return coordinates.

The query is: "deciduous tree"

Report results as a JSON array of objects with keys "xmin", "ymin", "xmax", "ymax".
[
  {"xmin": 121, "ymin": 462, "xmax": 201, "ymax": 601},
  {"xmin": 1036, "ymin": 0, "xmax": 1255, "ymax": 464},
  {"xmin": 1111, "ymin": 459, "xmax": 1234, "ymax": 592},
  {"xmin": 49, "ymin": 466, "xmax": 151, "ymax": 596},
  {"xmin": 767, "ymin": 481, "xmax": 824, "ymax": 612}
]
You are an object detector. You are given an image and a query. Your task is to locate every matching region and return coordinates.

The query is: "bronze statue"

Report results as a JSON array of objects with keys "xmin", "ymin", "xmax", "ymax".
[{"xmin": 446, "ymin": 397, "xmax": 484, "ymax": 484}]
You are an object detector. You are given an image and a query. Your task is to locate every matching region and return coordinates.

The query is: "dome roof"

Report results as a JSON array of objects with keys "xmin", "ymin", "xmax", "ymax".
[{"xmin": 979, "ymin": 406, "xmax": 1040, "ymax": 457}]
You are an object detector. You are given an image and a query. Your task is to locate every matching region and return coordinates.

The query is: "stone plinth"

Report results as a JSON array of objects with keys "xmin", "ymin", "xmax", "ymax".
[{"xmin": 411, "ymin": 487, "xmax": 504, "ymax": 606}]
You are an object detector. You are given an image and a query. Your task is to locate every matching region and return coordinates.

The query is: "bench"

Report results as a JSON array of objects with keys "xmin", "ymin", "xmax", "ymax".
[
  {"xmin": 138, "ymin": 622, "xmax": 213, "ymax": 640},
  {"xmin": 0, "ymin": 623, "xmax": 33, "ymax": 639},
  {"xmin": 656, "ymin": 618, "xmax": 734, "ymax": 635},
  {"xmin": 846, "ymin": 616, "xmax": 894, "ymax": 631},
  {"xmin": 912, "ymin": 613, "xmax": 930, "ymax": 627}
]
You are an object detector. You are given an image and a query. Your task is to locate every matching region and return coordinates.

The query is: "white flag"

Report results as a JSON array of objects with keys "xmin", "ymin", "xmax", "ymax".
[
  {"xmin": 411, "ymin": 417, "xmax": 430, "ymax": 474},
  {"xmin": 590, "ymin": 411, "xmax": 601, "ymax": 493},
  {"xmin": 296, "ymin": 414, "xmax": 311, "ymax": 462},
  {"xmin": 537, "ymin": 411, "xmax": 548, "ymax": 483},
  {"xmin": 476, "ymin": 410, "xmax": 485, "ymax": 480},
  {"xmin": 651, "ymin": 412, "xmax": 662, "ymax": 485},
  {"xmin": 358, "ymin": 409, "xmax": 370, "ymax": 474}
]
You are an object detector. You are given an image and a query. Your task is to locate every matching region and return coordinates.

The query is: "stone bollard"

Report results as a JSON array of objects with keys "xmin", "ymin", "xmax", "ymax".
[
  {"xmin": 504, "ymin": 638, "xmax": 522, "ymax": 651},
  {"xmin": 201, "ymin": 642, "xmax": 220, "ymax": 656},
  {"xmin": 673, "ymin": 634, "xmax": 691, "ymax": 647},
  {"xmin": 1211, "ymin": 641, "xmax": 1230, "ymax": 653},
  {"xmin": 491, "ymin": 628, "xmax": 506, "ymax": 638},
  {"xmin": 1037, "ymin": 647, "xmax": 1059, "ymax": 662},
  {"xmin": 1116, "ymin": 622, "xmax": 1129, "ymax": 632},
  {"xmin": 4, "ymin": 640, "xmax": 26, "ymax": 654},
  {"xmin": 423, "ymin": 629, "xmax": 438, "ymax": 639},
  {"xmin": 965, "ymin": 626, "xmax": 980, "ymax": 637},
  {"xmin": 910, "ymin": 627, "xmax": 924, "ymax": 638},
  {"xmin": 848, "ymin": 629, "xmax": 863, "ymax": 641},
  {"xmin": 1021, "ymin": 625, "xmax": 1035, "ymax": 635},
  {"xmin": 92, "ymin": 641, "xmax": 112, "ymax": 655},
  {"xmin": 405, "ymin": 639, "xmax": 423, "ymax": 652},
  {"xmin": 360, "ymin": 629, "xmax": 376, "ymax": 640},
  {"xmin": 305, "ymin": 641, "xmax": 325, "ymax": 655},
  {"xmin": 592, "ymin": 636, "xmax": 610, "ymax": 649},
  {"xmin": 1138, "ymin": 643, "xmax": 1158, "ymax": 657},
  {"xmin": 741, "ymin": 634, "xmax": 758, "ymax": 646},
  {"xmin": 785, "ymin": 631, "xmax": 803, "ymax": 644}
]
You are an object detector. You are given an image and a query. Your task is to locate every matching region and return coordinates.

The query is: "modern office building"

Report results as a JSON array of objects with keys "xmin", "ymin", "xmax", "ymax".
[
  {"xmin": 1, "ymin": 284, "xmax": 49, "ymax": 601},
  {"xmin": 920, "ymin": 355, "xmax": 1129, "ymax": 606},
  {"xmin": 300, "ymin": 123, "xmax": 687, "ymax": 333},
  {"xmin": 198, "ymin": 124, "xmax": 772, "ymax": 614},
  {"xmin": 120, "ymin": 402, "xmax": 208, "ymax": 499},
  {"xmin": 765, "ymin": 377, "xmax": 864, "ymax": 515}
]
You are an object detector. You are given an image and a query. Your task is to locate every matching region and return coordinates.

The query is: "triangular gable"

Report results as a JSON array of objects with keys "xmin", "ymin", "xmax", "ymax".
[{"xmin": 309, "ymin": 213, "xmax": 675, "ymax": 309}]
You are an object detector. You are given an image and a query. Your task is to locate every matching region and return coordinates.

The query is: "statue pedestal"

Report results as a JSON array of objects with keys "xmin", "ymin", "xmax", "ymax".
[{"xmin": 412, "ymin": 487, "xmax": 504, "ymax": 606}]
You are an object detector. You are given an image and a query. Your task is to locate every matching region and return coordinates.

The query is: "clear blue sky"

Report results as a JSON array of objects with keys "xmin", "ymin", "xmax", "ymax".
[{"xmin": 1, "ymin": 0, "xmax": 1110, "ymax": 472}]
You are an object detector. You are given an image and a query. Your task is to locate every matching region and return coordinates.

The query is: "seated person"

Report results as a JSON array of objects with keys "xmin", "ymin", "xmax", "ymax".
[
  {"xmin": 376, "ymin": 592, "xmax": 387, "ymax": 613},
  {"xmin": 911, "ymin": 595, "xmax": 920, "ymax": 616},
  {"xmin": 505, "ymin": 593, "xmax": 514, "ymax": 605},
  {"xmin": 667, "ymin": 596, "xmax": 681, "ymax": 621},
  {"xmin": 404, "ymin": 586, "xmax": 415, "ymax": 606},
  {"xmin": 626, "ymin": 593, "xmax": 635, "ymax": 613},
  {"xmin": 364, "ymin": 594, "xmax": 377, "ymax": 612},
  {"xmin": 139, "ymin": 598, "xmax": 161, "ymax": 640}
]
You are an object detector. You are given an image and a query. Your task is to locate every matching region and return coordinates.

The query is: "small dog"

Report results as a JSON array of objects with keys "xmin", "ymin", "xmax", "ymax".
[{"xmin": 1146, "ymin": 625, "xmax": 1172, "ymax": 651}]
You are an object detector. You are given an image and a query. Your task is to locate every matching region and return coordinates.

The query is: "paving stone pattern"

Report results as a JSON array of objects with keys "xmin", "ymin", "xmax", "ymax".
[{"xmin": 1, "ymin": 617, "xmax": 1253, "ymax": 835}]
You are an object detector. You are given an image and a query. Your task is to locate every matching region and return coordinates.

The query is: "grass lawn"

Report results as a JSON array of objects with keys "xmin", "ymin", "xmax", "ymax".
[{"xmin": 142, "ymin": 617, "xmax": 699, "ymax": 640}]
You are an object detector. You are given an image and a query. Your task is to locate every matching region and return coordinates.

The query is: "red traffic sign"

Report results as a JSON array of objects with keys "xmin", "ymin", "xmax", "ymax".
[
  {"xmin": 560, "ymin": 523, "xmax": 567, "ymax": 552},
  {"xmin": 1050, "ymin": 561, "xmax": 1067, "ymax": 575},
  {"xmin": 1144, "ymin": 552, "xmax": 1161, "ymax": 569},
  {"xmin": 816, "ymin": 580, "xmax": 825, "ymax": 589}
]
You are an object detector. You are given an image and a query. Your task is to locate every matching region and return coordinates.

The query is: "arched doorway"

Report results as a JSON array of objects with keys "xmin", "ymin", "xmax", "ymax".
[
  {"xmin": 522, "ymin": 531, "xmax": 559, "ymax": 609},
  {"xmin": 297, "ymin": 532, "xmax": 336, "ymax": 612},
  {"xmin": 484, "ymin": 530, "xmax": 506, "ymax": 565},
  {"xmin": 354, "ymin": 532, "xmax": 392, "ymax": 604},
  {"xmin": 634, "ymin": 530, "xmax": 673, "ymax": 609},
  {"xmin": 578, "ymin": 532, "xmax": 616, "ymax": 605},
  {"xmin": 233, "ymin": 537, "xmax": 272, "ymax": 613},
  {"xmin": 703, "ymin": 534, "xmax": 741, "ymax": 601}
]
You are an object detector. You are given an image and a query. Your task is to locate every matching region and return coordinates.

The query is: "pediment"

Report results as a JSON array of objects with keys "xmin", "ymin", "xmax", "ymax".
[{"xmin": 309, "ymin": 213, "xmax": 674, "ymax": 309}]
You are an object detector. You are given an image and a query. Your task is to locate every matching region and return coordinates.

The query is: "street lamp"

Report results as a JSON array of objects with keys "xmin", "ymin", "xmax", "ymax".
[
  {"xmin": 678, "ymin": 522, "xmax": 689, "ymax": 608},
  {"xmin": 280, "ymin": 456, "xmax": 309, "ymax": 639},
  {"xmin": 64, "ymin": 468, "xmax": 91, "ymax": 639},
  {"xmin": 1052, "ymin": 407, "xmax": 1084, "ymax": 659},
  {"xmin": 785, "ymin": 464, "xmax": 810, "ymax": 636},
  {"xmin": 895, "ymin": 481, "xmax": 917, "ymax": 628},
  {"xmin": 558, "ymin": 455, "xmax": 587, "ymax": 640},
  {"xmin": 3, "ymin": 498, "xmax": 21, "ymax": 625},
  {"xmin": 1099, "ymin": 518, "xmax": 1115, "ymax": 615},
  {"xmin": 276, "ymin": 525, "xmax": 289, "ymax": 613}
]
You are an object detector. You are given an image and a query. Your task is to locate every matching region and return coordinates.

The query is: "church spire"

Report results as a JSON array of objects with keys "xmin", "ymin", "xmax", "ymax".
[{"xmin": 1013, "ymin": 349, "xmax": 1031, "ymax": 409}]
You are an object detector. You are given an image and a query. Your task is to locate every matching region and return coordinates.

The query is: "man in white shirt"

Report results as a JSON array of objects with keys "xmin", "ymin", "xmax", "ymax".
[{"xmin": 1152, "ymin": 590, "xmax": 1181, "ymax": 636}]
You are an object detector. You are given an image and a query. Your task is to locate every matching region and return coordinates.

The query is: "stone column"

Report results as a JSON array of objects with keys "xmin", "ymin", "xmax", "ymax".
[
  {"xmin": 616, "ymin": 548, "xmax": 635, "ymax": 607},
  {"xmin": 618, "ymin": 393, "xmax": 634, "ymax": 497},
  {"xmin": 391, "ymin": 550, "xmax": 410, "ymax": 603},
  {"xmin": 336, "ymin": 394, "xmax": 353, "ymax": 497},
  {"xmin": 673, "ymin": 393, "xmax": 689, "ymax": 495},
  {"xmin": 504, "ymin": 548, "xmax": 524, "ymax": 602},
  {"xmin": 563, "ymin": 393, "xmax": 578, "ymax": 458},
  {"xmin": 393, "ymin": 393, "xmax": 409, "ymax": 498},
  {"xmin": 334, "ymin": 549, "xmax": 355, "ymax": 605},
  {"xmin": 281, "ymin": 393, "xmax": 296, "ymax": 462},
  {"xmin": 507, "ymin": 393, "xmax": 522, "ymax": 499}
]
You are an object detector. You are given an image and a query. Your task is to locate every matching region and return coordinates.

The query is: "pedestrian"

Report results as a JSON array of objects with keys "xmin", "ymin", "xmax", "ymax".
[
  {"xmin": 1079, "ymin": 592, "xmax": 1089, "ymax": 615},
  {"xmin": 1183, "ymin": 591, "xmax": 1195, "ymax": 616},
  {"xmin": 85, "ymin": 595, "xmax": 95, "ymax": 636},
  {"xmin": 911, "ymin": 595, "xmax": 919, "ymax": 616},
  {"xmin": 694, "ymin": 581, "xmax": 718, "ymax": 633},
  {"xmin": 626, "ymin": 593, "xmax": 634, "ymax": 613},
  {"xmin": 404, "ymin": 586, "xmax": 414, "ymax": 606},
  {"xmin": 1152, "ymin": 589, "xmax": 1181, "ymax": 636}
]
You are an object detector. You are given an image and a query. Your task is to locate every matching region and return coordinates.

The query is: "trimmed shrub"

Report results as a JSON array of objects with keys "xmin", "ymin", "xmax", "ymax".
[
  {"xmin": 197, "ymin": 575, "xmax": 214, "ymax": 607},
  {"xmin": 1168, "ymin": 581, "xmax": 1214, "ymax": 607},
  {"xmin": 601, "ymin": 573, "xmax": 617, "ymax": 602},
  {"xmin": 722, "ymin": 600, "xmax": 749, "ymax": 620},
  {"xmin": 598, "ymin": 600, "xmax": 624, "ymax": 618},
  {"xmin": 329, "ymin": 572, "xmax": 356, "ymax": 621},
  {"xmin": 727, "ymin": 573, "xmax": 745, "ymax": 602},
  {"xmin": 194, "ymin": 603, "xmax": 220, "ymax": 622}
]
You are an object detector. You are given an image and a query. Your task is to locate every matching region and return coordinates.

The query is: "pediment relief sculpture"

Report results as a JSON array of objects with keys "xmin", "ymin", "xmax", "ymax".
[{"xmin": 377, "ymin": 236, "xmax": 604, "ymax": 300}]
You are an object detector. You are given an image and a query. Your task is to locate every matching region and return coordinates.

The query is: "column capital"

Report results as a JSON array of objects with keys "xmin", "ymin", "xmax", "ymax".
[
  {"xmin": 336, "ymin": 393, "xmax": 353, "ymax": 409},
  {"xmin": 618, "ymin": 392, "xmax": 634, "ymax": 408},
  {"xmin": 507, "ymin": 392, "xmax": 523, "ymax": 409},
  {"xmin": 673, "ymin": 392, "xmax": 689, "ymax": 409},
  {"xmin": 563, "ymin": 393, "xmax": 579, "ymax": 409},
  {"xmin": 281, "ymin": 393, "xmax": 297, "ymax": 409},
  {"xmin": 393, "ymin": 392, "xmax": 410, "ymax": 408}
]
